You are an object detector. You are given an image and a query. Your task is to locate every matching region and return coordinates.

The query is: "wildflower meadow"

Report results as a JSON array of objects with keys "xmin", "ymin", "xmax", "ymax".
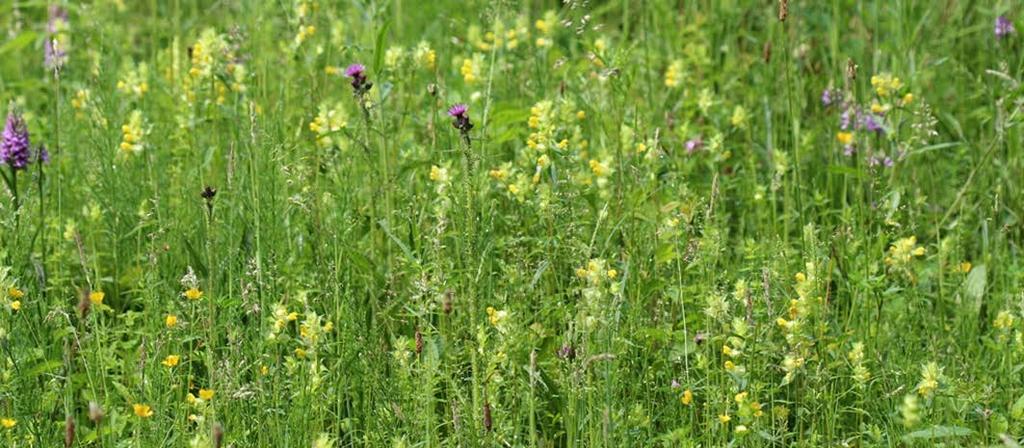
[{"xmin": 2, "ymin": 0, "xmax": 1024, "ymax": 446}]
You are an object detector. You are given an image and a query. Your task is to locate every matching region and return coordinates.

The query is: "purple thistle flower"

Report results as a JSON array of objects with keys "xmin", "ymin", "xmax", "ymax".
[
  {"xmin": 996, "ymin": 16, "xmax": 1015, "ymax": 39},
  {"xmin": 447, "ymin": 103, "xmax": 469, "ymax": 118},
  {"xmin": 685, "ymin": 137, "xmax": 703, "ymax": 154},
  {"xmin": 344, "ymin": 63, "xmax": 365, "ymax": 78},
  {"xmin": 821, "ymin": 89, "xmax": 833, "ymax": 107},
  {"xmin": 448, "ymin": 103, "xmax": 473, "ymax": 144},
  {"xmin": 1, "ymin": 112, "xmax": 31, "ymax": 170},
  {"xmin": 344, "ymin": 63, "xmax": 371, "ymax": 94}
]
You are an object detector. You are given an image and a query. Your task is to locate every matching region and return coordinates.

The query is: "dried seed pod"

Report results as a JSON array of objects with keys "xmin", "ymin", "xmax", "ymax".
[
  {"xmin": 415, "ymin": 328, "xmax": 424, "ymax": 354},
  {"xmin": 483, "ymin": 402, "xmax": 492, "ymax": 432},
  {"xmin": 64, "ymin": 415, "xmax": 75, "ymax": 448}
]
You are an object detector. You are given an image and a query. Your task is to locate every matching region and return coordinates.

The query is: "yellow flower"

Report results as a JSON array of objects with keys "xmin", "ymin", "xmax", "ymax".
[
  {"xmin": 836, "ymin": 132, "xmax": 853, "ymax": 145},
  {"xmin": 162, "ymin": 355, "xmax": 180, "ymax": 368},
  {"xmin": 724, "ymin": 360, "xmax": 736, "ymax": 371},
  {"xmin": 718, "ymin": 414, "xmax": 731, "ymax": 424},
  {"xmin": 1, "ymin": 418, "xmax": 15, "ymax": 429},
  {"xmin": 199, "ymin": 389, "xmax": 215, "ymax": 401},
  {"xmin": 165, "ymin": 314, "xmax": 178, "ymax": 328},
  {"xmin": 9, "ymin": 301, "xmax": 21, "ymax": 311},
  {"xmin": 731, "ymin": 105, "xmax": 748, "ymax": 129},
  {"xmin": 7, "ymin": 287, "xmax": 24, "ymax": 299},
  {"xmin": 429, "ymin": 165, "xmax": 449, "ymax": 183},
  {"xmin": 959, "ymin": 261, "xmax": 972, "ymax": 273},
  {"xmin": 915, "ymin": 362, "xmax": 942, "ymax": 398},
  {"xmin": 295, "ymin": 347, "xmax": 307, "ymax": 358},
  {"xmin": 132, "ymin": 403, "xmax": 154, "ymax": 418},
  {"xmin": 119, "ymin": 110, "xmax": 147, "ymax": 155},
  {"xmin": 607, "ymin": 269, "xmax": 618, "ymax": 279},
  {"xmin": 89, "ymin": 291, "xmax": 105, "ymax": 305},
  {"xmin": 184, "ymin": 288, "xmax": 203, "ymax": 300},
  {"xmin": 994, "ymin": 310, "xmax": 1016, "ymax": 330},
  {"xmin": 260, "ymin": 365, "xmax": 269, "ymax": 376},
  {"xmin": 680, "ymin": 389, "xmax": 693, "ymax": 405},
  {"xmin": 664, "ymin": 60, "xmax": 684, "ymax": 88},
  {"xmin": 576, "ymin": 110, "xmax": 586, "ymax": 120},
  {"xmin": 901, "ymin": 93, "xmax": 914, "ymax": 105}
]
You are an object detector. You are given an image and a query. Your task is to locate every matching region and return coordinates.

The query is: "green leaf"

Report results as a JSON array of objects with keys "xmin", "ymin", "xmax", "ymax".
[
  {"xmin": 27, "ymin": 360, "xmax": 62, "ymax": 379},
  {"xmin": 1010, "ymin": 393, "xmax": 1024, "ymax": 421},
  {"xmin": 965, "ymin": 264, "xmax": 987, "ymax": 303},
  {"xmin": 902, "ymin": 425, "xmax": 973, "ymax": 441},
  {"xmin": 0, "ymin": 32, "xmax": 37, "ymax": 56},
  {"xmin": 372, "ymin": 21, "xmax": 391, "ymax": 73}
]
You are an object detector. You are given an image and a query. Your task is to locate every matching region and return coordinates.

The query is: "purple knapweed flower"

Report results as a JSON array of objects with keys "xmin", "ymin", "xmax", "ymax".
[
  {"xmin": 448, "ymin": 103, "xmax": 473, "ymax": 144},
  {"xmin": 447, "ymin": 103, "xmax": 469, "ymax": 119},
  {"xmin": 344, "ymin": 63, "xmax": 372, "ymax": 94},
  {"xmin": 996, "ymin": 16, "xmax": 1015, "ymax": 39},
  {"xmin": 1, "ymin": 112, "xmax": 31, "ymax": 170},
  {"xmin": 685, "ymin": 137, "xmax": 703, "ymax": 154}
]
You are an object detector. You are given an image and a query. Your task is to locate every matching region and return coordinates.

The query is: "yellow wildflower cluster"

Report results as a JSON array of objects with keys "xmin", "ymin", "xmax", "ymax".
[
  {"xmin": 429, "ymin": 164, "xmax": 450, "ymax": 194},
  {"xmin": 308, "ymin": 101, "xmax": 348, "ymax": 149},
  {"xmin": 468, "ymin": 16, "xmax": 530, "ymax": 51},
  {"xmin": 915, "ymin": 361, "xmax": 942, "ymax": 398},
  {"xmin": 459, "ymin": 53, "xmax": 484, "ymax": 84},
  {"xmin": 5, "ymin": 287, "xmax": 23, "ymax": 312},
  {"xmin": 116, "ymin": 60, "xmax": 150, "ymax": 99},
  {"xmin": 269, "ymin": 303, "xmax": 300, "ymax": 339},
  {"xmin": 185, "ymin": 28, "xmax": 245, "ymax": 104},
  {"xmin": 870, "ymin": 73, "xmax": 903, "ymax": 97},
  {"xmin": 384, "ymin": 46, "xmax": 403, "ymax": 71},
  {"xmin": 535, "ymin": 11, "xmax": 558, "ymax": 47},
  {"xmin": 885, "ymin": 236, "xmax": 926, "ymax": 277},
  {"xmin": 664, "ymin": 60, "xmax": 684, "ymax": 88},
  {"xmin": 293, "ymin": 24, "xmax": 317, "ymax": 48},
  {"xmin": 119, "ymin": 110, "xmax": 147, "ymax": 155},
  {"xmin": 413, "ymin": 41, "xmax": 436, "ymax": 71},
  {"xmin": 848, "ymin": 342, "xmax": 870, "ymax": 385}
]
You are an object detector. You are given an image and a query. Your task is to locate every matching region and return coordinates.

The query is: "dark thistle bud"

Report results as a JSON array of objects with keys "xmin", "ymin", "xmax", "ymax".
[
  {"xmin": 201, "ymin": 185, "xmax": 217, "ymax": 217},
  {"xmin": 693, "ymin": 331, "xmax": 706, "ymax": 346},
  {"xmin": 415, "ymin": 328, "xmax": 424, "ymax": 355},
  {"xmin": 778, "ymin": 0, "xmax": 788, "ymax": 22}
]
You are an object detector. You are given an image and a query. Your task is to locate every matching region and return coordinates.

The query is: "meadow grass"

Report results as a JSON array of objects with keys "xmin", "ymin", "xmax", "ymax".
[{"xmin": 1, "ymin": 0, "xmax": 1023, "ymax": 446}]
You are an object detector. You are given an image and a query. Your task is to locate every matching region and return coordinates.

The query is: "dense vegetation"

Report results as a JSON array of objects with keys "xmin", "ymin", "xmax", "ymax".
[{"xmin": 1, "ymin": 1, "xmax": 1023, "ymax": 446}]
